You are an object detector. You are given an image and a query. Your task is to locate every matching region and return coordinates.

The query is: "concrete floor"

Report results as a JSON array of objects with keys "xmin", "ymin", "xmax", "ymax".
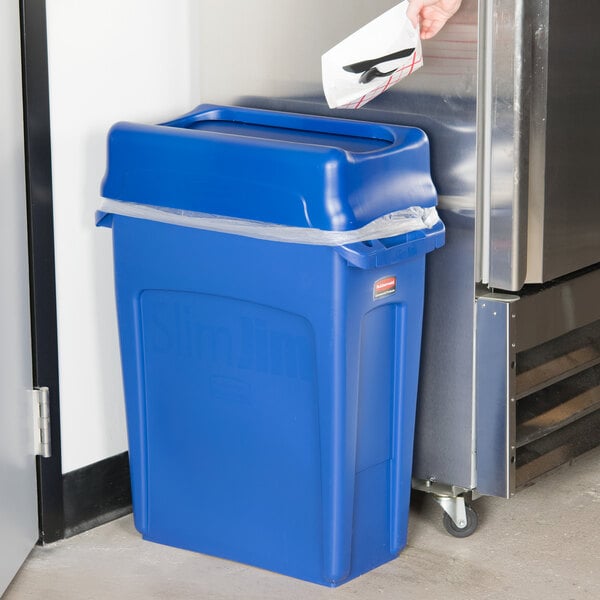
[{"xmin": 5, "ymin": 447, "xmax": 600, "ymax": 600}]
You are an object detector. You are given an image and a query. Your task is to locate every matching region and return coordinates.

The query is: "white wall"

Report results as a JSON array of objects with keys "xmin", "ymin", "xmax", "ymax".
[{"xmin": 46, "ymin": 0, "xmax": 198, "ymax": 473}]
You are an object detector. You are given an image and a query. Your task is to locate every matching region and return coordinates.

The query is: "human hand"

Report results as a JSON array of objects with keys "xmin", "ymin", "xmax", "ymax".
[{"xmin": 406, "ymin": 0, "xmax": 463, "ymax": 39}]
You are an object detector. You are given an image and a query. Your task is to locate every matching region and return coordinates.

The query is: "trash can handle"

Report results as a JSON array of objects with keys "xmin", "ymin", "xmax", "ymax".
[
  {"xmin": 163, "ymin": 104, "xmax": 411, "ymax": 156},
  {"xmin": 335, "ymin": 221, "xmax": 445, "ymax": 269}
]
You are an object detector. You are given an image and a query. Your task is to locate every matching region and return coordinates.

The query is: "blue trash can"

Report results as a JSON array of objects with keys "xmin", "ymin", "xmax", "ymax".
[{"xmin": 97, "ymin": 105, "xmax": 444, "ymax": 587}]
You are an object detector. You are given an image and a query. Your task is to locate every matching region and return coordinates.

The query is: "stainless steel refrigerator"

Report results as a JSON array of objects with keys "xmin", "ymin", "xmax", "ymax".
[{"xmin": 192, "ymin": 0, "xmax": 600, "ymax": 534}]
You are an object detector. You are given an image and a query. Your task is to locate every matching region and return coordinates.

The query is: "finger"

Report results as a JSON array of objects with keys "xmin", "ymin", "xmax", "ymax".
[
  {"xmin": 420, "ymin": 18, "xmax": 445, "ymax": 39},
  {"xmin": 405, "ymin": 0, "xmax": 425, "ymax": 27}
]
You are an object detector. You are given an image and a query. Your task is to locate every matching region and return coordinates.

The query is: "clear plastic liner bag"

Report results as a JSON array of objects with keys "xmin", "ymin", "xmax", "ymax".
[{"xmin": 98, "ymin": 199, "xmax": 441, "ymax": 246}]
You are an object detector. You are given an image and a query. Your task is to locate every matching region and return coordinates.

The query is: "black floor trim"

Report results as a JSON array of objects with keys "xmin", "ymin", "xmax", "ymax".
[{"xmin": 63, "ymin": 452, "xmax": 132, "ymax": 539}]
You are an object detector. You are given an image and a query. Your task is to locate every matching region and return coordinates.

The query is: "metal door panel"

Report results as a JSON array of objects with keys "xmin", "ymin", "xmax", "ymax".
[
  {"xmin": 535, "ymin": 2, "xmax": 600, "ymax": 281},
  {"xmin": 0, "ymin": 2, "xmax": 38, "ymax": 594},
  {"xmin": 486, "ymin": 0, "xmax": 600, "ymax": 288}
]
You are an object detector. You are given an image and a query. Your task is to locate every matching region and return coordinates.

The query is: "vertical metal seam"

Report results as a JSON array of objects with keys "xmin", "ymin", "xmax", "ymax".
[
  {"xmin": 524, "ymin": 1, "xmax": 550, "ymax": 283},
  {"xmin": 506, "ymin": 302, "xmax": 515, "ymax": 497},
  {"xmin": 475, "ymin": 0, "xmax": 494, "ymax": 285}
]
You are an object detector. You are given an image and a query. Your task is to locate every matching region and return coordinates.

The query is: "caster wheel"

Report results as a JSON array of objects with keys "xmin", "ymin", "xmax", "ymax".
[{"xmin": 442, "ymin": 505, "xmax": 478, "ymax": 538}]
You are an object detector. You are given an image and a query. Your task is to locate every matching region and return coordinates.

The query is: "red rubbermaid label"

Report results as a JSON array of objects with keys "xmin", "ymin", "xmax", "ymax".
[{"xmin": 374, "ymin": 276, "xmax": 397, "ymax": 299}]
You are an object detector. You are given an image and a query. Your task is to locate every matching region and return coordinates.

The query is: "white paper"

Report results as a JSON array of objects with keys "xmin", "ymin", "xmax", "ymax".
[{"xmin": 322, "ymin": 1, "xmax": 423, "ymax": 109}]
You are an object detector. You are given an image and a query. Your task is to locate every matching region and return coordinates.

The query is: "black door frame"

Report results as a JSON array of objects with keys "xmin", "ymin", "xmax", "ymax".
[
  {"xmin": 19, "ymin": 0, "xmax": 132, "ymax": 544},
  {"xmin": 20, "ymin": 0, "xmax": 65, "ymax": 544}
]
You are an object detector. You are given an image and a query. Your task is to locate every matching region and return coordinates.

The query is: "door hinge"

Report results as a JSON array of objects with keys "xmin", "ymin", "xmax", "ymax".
[{"xmin": 31, "ymin": 387, "xmax": 52, "ymax": 458}]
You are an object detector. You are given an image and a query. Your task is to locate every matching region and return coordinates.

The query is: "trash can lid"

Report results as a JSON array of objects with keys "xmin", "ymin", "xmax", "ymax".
[{"xmin": 101, "ymin": 104, "xmax": 437, "ymax": 232}]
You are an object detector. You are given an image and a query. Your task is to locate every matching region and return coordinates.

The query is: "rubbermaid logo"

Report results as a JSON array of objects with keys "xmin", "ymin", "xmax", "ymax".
[{"xmin": 374, "ymin": 276, "xmax": 397, "ymax": 299}]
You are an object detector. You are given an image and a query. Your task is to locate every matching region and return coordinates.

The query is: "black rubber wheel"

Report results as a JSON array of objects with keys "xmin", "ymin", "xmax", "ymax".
[{"xmin": 442, "ymin": 505, "xmax": 478, "ymax": 538}]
